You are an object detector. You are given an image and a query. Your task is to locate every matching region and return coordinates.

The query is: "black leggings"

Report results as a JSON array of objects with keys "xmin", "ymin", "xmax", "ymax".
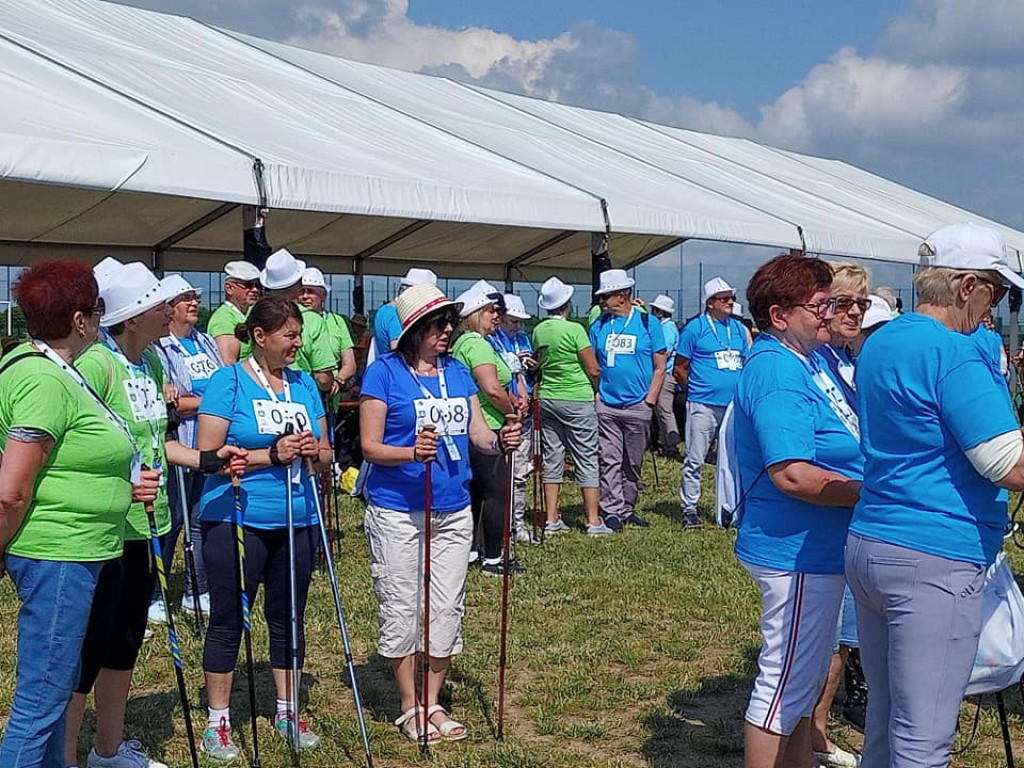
[
  {"xmin": 201, "ymin": 522, "xmax": 316, "ymax": 673},
  {"xmin": 469, "ymin": 447, "xmax": 509, "ymax": 560},
  {"xmin": 76, "ymin": 539, "xmax": 156, "ymax": 693}
]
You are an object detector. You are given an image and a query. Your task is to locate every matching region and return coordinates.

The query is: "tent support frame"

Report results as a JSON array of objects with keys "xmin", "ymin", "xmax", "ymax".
[{"xmin": 151, "ymin": 202, "xmax": 239, "ymax": 273}]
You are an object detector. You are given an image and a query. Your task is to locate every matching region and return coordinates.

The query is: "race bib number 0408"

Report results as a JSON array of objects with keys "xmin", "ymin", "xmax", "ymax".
[
  {"xmin": 252, "ymin": 400, "xmax": 312, "ymax": 435},
  {"xmin": 413, "ymin": 397, "xmax": 469, "ymax": 436}
]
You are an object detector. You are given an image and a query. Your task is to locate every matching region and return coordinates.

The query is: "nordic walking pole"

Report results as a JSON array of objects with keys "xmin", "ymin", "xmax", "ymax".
[
  {"xmin": 176, "ymin": 464, "xmax": 205, "ymax": 636},
  {"xmin": 232, "ymin": 472, "xmax": 262, "ymax": 768},
  {"xmin": 284, "ymin": 425, "xmax": 302, "ymax": 766},
  {"xmin": 419, "ymin": 425, "xmax": 437, "ymax": 758},
  {"xmin": 530, "ymin": 394, "xmax": 545, "ymax": 544},
  {"xmin": 143, "ymin": 476, "xmax": 200, "ymax": 768},
  {"xmin": 497, "ymin": 417, "xmax": 517, "ymax": 742},
  {"xmin": 305, "ymin": 456, "xmax": 374, "ymax": 768},
  {"xmin": 650, "ymin": 445, "xmax": 661, "ymax": 489}
]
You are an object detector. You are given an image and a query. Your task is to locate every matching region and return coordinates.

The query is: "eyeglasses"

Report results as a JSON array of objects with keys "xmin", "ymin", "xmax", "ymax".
[
  {"xmin": 228, "ymin": 279, "xmax": 260, "ymax": 290},
  {"xmin": 792, "ymin": 297, "xmax": 837, "ymax": 318},
  {"xmin": 172, "ymin": 292, "xmax": 199, "ymax": 304},
  {"xmin": 833, "ymin": 296, "xmax": 871, "ymax": 314},
  {"xmin": 87, "ymin": 302, "xmax": 104, "ymax": 317},
  {"xmin": 973, "ymin": 275, "xmax": 1008, "ymax": 307}
]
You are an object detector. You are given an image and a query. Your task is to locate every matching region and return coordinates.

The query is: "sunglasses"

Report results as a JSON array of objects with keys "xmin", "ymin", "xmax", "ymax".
[
  {"xmin": 425, "ymin": 309, "xmax": 460, "ymax": 332},
  {"xmin": 833, "ymin": 296, "xmax": 871, "ymax": 313},
  {"xmin": 228, "ymin": 279, "xmax": 260, "ymax": 290},
  {"xmin": 973, "ymin": 275, "xmax": 1008, "ymax": 307},
  {"xmin": 172, "ymin": 292, "xmax": 200, "ymax": 304}
]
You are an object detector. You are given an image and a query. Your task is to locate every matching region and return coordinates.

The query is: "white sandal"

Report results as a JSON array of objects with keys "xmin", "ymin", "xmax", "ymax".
[
  {"xmin": 394, "ymin": 707, "xmax": 440, "ymax": 744},
  {"xmin": 427, "ymin": 704, "xmax": 469, "ymax": 741}
]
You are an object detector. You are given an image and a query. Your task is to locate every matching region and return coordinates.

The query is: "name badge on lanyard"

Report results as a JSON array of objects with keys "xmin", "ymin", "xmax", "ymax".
[
  {"xmin": 185, "ymin": 352, "xmax": 218, "ymax": 380},
  {"xmin": 714, "ymin": 349, "xmax": 742, "ymax": 371},
  {"xmin": 124, "ymin": 376, "xmax": 163, "ymax": 422},
  {"xmin": 248, "ymin": 358, "xmax": 310, "ymax": 485},
  {"xmin": 604, "ymin": 308, "xmax": 638, "ymax": 367},
  {"xmin": 409, "ymin": 362, "xmax": 463, "ymax": 462}
]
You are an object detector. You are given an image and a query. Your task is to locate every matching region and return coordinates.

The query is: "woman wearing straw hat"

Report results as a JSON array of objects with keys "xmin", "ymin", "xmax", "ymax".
[
  {"xmin": 531, "ymin": 277, "xmax": 610, "ymax": 535},
  {"xmin": 451, "ymin": 280, "xmax": 527, "ymax": 573},
  {"xmin": 360, "ymin": 283, "xmax": 521, "ymax": 743},
  {"xmin": 0, "ymin": 260, "xmax": 147, "ymax": 768}
]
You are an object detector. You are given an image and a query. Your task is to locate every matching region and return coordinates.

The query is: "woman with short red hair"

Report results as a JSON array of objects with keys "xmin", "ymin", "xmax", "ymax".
[
  {"xmin": 731, "ymin": 254, "xmax": 864, "ymax": 768},
  {"xmin": 0, "ymin": 260, "xmax": 156, "ymax": 768}
]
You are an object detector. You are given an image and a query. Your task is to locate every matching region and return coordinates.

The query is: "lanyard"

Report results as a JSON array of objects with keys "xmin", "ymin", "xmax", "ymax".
[
  {"xmin": 32, "ymin": 340, "xmax": 137, "ymax": 449},
  {"xmin": 248, "ymin": 357, "xmax": 291, "ymax": 403},
  {"xmin": 101, "ymin": 337, "xmax": 163, "ymax": 452},
  {"xmin": 705, "ymin": 313, "xmax": 734, "ymax": 350},
  {"xmin": 408, "ymin": 359, "xmax": 462, "ymax": 462},
  {"xmin": 773, "ymin": 336, "xmax": 860, "ymax": 439},
  {"xmin": 605, "ymin": 307, "xmax": 636, "ymax": 349}
]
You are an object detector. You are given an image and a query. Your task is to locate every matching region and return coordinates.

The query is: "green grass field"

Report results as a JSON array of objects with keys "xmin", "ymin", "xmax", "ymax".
[{"xmin": 3, "ymin": 460, "xmax": 1024, "ymax": 767}]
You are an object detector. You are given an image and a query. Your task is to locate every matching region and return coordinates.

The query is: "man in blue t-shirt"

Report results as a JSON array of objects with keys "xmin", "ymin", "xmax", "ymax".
[
  {"xmin": 589, "ymin": 269, "xmax": 667, "ymax": 531},
  {"xmin": 371, "ymin": 268, "xmax": 438, "ymax": 360},
  {"xmin": 674, "ymin": 277, "xmax": 750, "ymax": 529}
]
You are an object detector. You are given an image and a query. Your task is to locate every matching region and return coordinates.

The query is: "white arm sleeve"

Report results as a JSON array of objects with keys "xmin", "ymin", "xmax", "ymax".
[{"xmin": 964, "ymin": 430, "xmax": 1024, "ymax": 482}]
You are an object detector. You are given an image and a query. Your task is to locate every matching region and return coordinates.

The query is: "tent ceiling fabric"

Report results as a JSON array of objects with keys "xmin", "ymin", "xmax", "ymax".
[{"xmin": 0, "ymin": 0, "xmax": 1021, "ymax": 281}]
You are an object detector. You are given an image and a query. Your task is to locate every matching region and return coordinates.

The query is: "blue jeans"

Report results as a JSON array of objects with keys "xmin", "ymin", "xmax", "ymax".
[{"xmin": 0, "ymin": 556, "xmax": 104, "ymax": 768}]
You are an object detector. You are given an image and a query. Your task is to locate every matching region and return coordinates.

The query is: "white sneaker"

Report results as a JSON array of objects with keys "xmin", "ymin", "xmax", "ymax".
[
  {"xmin": 180, "ymin": 592, "xmax": 211, "ymax": 616},
  {"xmin": 587, "ymin": 522, "xmax": 615, "ymax": 536},
  {"xmin": 147, "ymin": 600, "xmax": 167, "ymax": 625},
  {"xmin": 514, "ymin": 527, "xmax": 532, "ymax": 543},
  {"xmin": 815, "ymin": 745, "xmax": 861, "ymax": 768},
  {"xmin": 544, "ymin": 519, "xmax": 570, "ymax": 534},
  {"xmin": 87, "ymin": 740, "xmax": 169, "ymax": 768}
]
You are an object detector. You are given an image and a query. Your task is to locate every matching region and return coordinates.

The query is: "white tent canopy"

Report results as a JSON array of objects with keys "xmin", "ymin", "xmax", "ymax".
[{"xmin": 0, "ymin": 0, "xmax": 1022, "ymax": 282}]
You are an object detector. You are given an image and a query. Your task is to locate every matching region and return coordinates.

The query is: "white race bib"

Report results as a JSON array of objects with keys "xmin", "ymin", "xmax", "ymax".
[
  {"xmin": 605, "ymin": 333, "xmax": 637, "ymax": 366},
  {"xmin": 252, "ymin": 399, "xmax": 313, "ymax": 435},
  {"xmin": 714, "ymin": 349, "xmax": 742, "ymax": 371},
  {"xmin": 413, "ymin": 396, "xmax": 469, "ymax": 437},
  {"xmin": 123, "ymin": 377, "xmax": 164, "ymax": 422},
  {"xmin": 184, "ymin": 352, "xmax": 218, "ymax": 381}
]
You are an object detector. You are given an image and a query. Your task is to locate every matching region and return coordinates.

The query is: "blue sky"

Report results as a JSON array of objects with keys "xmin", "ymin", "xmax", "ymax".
[{"xmin": 105, "ymin": 0, "xmax": 1024, "ymax": 318}]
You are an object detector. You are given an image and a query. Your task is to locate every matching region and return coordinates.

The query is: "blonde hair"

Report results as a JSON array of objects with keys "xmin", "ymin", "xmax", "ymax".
[
  {"xmin": 828, "ymin": 261, "xmax": 871, "ymax": 296},
  {"xmin": 460, "ymin": 305, "xmax": 492, "ymax": 335},
  {"xmin": 912, "ymin": 266, "xmax": 1003, "ymax": 306}
]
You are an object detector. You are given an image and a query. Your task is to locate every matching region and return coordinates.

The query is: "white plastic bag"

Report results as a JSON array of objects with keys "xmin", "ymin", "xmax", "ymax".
[
  {"xmin": 966, "ymin": 552, "xmax": 1024, "ymax": 696},
  {"xmin": 714, "ymin": 400, "xmax": 738, "ymax": 528}
]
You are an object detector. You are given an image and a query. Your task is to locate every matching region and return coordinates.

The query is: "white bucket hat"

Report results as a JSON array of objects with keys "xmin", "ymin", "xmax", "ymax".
[
  {"xmin": 861, "ymin": 294, "xmax": 893, "ymax": 331},
  {"xmin": 260, "ymin": 248, "xmax": 306, "ymax": 290},
  {"xmin": 703, "ymin": 277, "xmax": 735, "ymax": 303},
  {"xmin": 224, "ymin": 260, "xmax": 261, "ymax": 282},
  {"xmin": 503, "ymin": 294, "xmax": 531, "ymax": 320},
  {"xmin": 163, "ymin": 273, "xmax": 202, "ymax": 300},
  {"xmin": 538, "ymin": 277, "xmax": 575, "ymax": 311},
  {"xmin": 920, "ymin": 222, "xmax": 1024, "ymax": 289},
  {"xmin": 595, "ymin": 269, "xmax": 635, "ymax": 297},
  {"xmin": 394, "ymin": 284, "xmax": 461, "ymax": 342},
  {"xmin": 651, "ymin": 294, "xmax": 675, "ymax": 315},
  {"xmin": 456, "ymin": 280, "xmax": 501, "ymax": 317},
  {"xmin": 400, "ymin": 268, "xmax": 438, "ymax": 288},
  {"xmin": 301, "ymin": 267, "xmax": 328, "ymax": 292},
  {"xmin": 93, "ymin": 256, "xmax": 123, "ymax": 304},
  {"xmin": 100, "ymin": 262, "xmax": 179, "ymax": 327}
]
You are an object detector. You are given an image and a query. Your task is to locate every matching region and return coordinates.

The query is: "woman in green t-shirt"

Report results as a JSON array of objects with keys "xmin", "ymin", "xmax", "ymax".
[
  {"xmin": 451, "ymin": 281, "xmax": 525, "ymax": 576},
  {"xmin": 0, "ymin": 260, "xmax": 156, "ymax": 768}
]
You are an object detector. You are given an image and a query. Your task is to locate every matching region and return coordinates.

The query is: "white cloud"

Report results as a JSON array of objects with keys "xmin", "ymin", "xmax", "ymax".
[{"xmin": 880, "ymin": 0, "xmax": 1024, "ymax": 65}]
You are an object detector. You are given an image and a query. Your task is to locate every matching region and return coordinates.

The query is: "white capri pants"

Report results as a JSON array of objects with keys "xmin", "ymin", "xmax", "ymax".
[
  {"xmin": 364, "ymin": 502, "xmax": 473, "ymax": 659},
  {"xmin": 742, "ymin": 561, "xmax": 845, "ymax": 735}
]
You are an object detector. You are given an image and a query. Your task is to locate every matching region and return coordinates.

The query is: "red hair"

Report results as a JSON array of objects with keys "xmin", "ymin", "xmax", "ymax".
[
  {"xmin": 13, "ymin": 259, "xmax": 98, "ymax": 340},
  {"xmin": 747, "ymin": 254, "xmax": 832, "ymax": 331}
]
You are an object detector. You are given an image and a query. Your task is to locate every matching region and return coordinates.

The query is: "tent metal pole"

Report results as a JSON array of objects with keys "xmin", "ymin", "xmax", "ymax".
[
  {"xmin": 353, "ymin": 256, "xmax": 366, "ymax": 315},
  {"xmin": 150, "ymin": 202, "xmax": 239, "ymax": 274}
]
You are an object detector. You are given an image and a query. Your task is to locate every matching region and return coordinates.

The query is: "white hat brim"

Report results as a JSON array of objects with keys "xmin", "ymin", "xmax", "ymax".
[
  {"xmin": 261, "ymin": 260, "xmax": 307, "ymax": 291},
  {"xmin": 594, "ymin": 278, "xmax": 636, "ymax": 296},
  {"xmin": 996, "ymin": 265, "xmax": 1024, "ymax": 291},
  {"xmin": 539, "ymin": 284, "xmax": 575, "ymax": 310},
  {"xmin": 101, "ymin": 279, "xmax": 179, "ymax": 327}
]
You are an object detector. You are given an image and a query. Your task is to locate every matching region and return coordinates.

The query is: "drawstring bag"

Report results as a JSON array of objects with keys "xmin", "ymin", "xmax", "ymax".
[{"xmin": 966, "ymin": 552, "xmax": 1024, "ymax": 696}]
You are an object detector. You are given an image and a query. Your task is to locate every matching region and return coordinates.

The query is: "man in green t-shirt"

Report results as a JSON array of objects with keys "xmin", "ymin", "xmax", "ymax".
[
  {"xmin": 258, "ymin": 249, "xmax": 337, "ymax": 393},
  {"xmin": 298, "ymin": 267, "xmax": 356, "ymax": 406},
  {"xmin": 207, "ymin": 260, "xmax": 260, "ymax": 364}
]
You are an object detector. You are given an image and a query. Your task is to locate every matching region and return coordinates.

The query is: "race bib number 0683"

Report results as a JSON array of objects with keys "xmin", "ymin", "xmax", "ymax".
[{"xmin": 413, "ymin": 397, "xmax": 469, "ymax": 436}]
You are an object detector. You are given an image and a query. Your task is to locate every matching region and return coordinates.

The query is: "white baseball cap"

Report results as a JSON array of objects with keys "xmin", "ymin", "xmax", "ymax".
[
  {"xmin": 400, "ymin": 268, "xmax": 438, "ymax": 287},
  {"xmin": 100, "ymin": 262, "xmax": 179, "ymax": 327},
  {"xmin": 861, "ymin": 294, "xmax": 893, "ymax": 331},
  {"xmin": 301, "ymin": 267, "xmax": 328, "ymax": 292},
  {"xmin": 703, "ymin": 277, "xmax": 735, "ymax": 303},
  {"xmin": 920, "ymin": 223, "xmax": 1024, "ymax": 289},
  {"xmin": 456, "ymin": 279, "xmax": 501, "ymax": 317},
  {"xmin": 260, "ymin": 248, "xmax": 306, "ymax": 291},
  {"xmin": 538, "ymin": 277, "xmax": 574, "ymax": 311},
  {"xmin": 503, "ymin": 294, "xmax": 531, "ymax": 319},
  {"xmin": 224, "ymin": 260, "xmax": 261, "ymax": 282},
  {"xmin": 595, "ymin": 269, "xmax": 635, "ymax": 296},
  {"xmin": 162, "ymin": 273, "xmax": 202, "ymax": 300},
  {"xmin": 651, "ymin": 295, "xmax": 675, "ymax": 315}
]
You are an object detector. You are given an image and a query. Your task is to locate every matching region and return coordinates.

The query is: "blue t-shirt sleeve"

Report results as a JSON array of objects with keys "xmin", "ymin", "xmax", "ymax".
[
  {"xmin": 937, "ymin": 358, "xmax": 1018, "ymax": 451},
  {"xmin": 750, "ymin": 389, "xmax": 817, "ymax": 467},
  {"xmin": 648, "ymin": 316, "xmax": 666, "ymax": 353},
  {"xmin": 198, "ymin": 366, "xmax": 238, "ymax": 420},
  {"xmin": 360, "ymin": 359, "xmax": 391, "ymax": 403},
  {"xmin": 384, "ymin": 309, "xmax": 403, "ymax": 348},
  {"xmin": 676, "ymin": 321, "xmax": 696, "ymax": 359},
  {"xmin": 449, "ymin": 358, "xmax": 480, "ymax": 398}
]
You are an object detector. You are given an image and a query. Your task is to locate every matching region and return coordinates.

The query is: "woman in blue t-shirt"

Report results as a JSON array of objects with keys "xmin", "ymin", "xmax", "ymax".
[
  {"xmin": 196, "ymin": 298, "xmax": 331, "ymax": 757},
  {"xmin": 848, "ymin": 223, "xmax": 1024, "ymax": 767},
  {"xmin": 359, "ymin": 284, "xmax": 521, "ymax": 745},
  {"xmin": 732, "ymin": 254, "xmax": 863, "ymax": 768}
]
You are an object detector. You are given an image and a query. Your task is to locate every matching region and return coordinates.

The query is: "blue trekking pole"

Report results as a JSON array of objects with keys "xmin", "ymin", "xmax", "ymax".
[
  {"xmin": 144, "ymin": 474, "xmax": 200, "ymax": 768},
  {"xmin": 306, "ymin": 456, "xmax": 374, "ymax": 768}
]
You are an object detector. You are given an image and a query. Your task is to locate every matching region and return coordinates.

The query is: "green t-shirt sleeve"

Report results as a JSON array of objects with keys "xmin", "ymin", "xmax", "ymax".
[
  {"xmin": 2, "ymin": 367, "xmax": 72, "ymax": 440},
  {"xmin": 207, "ymin": 305, "xmax": 236, "ymax": 338},
  {"xmin": 76, "ymin": 350, "xmax": 115, "ymax": 401},
  {"xmin": 301, "ymin": 312, "xmax": 338, "ymax": 373},
  {"xmin": 458, "ymin": 335, "xmax": 496, "ymax": 371},
  {"xmin": 332, "ymin": 315, "xmax": 354, "ymax": 353},
  {"xmin": 571, "ymin": 322, "xmax": 591, "ymax": 352}
]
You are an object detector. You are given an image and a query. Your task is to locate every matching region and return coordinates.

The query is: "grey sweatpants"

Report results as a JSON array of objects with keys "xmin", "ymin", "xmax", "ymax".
[
  {"xmin": 654, "ymin": 375, "xmax": 680, "ymax": 451},
  {"xmin": 845, "ymin": 532, "xmax": 985, "ymax": 768},
  {"xmin": 597, "ymin": 399, "xmax": 651, "ymax": 521},
  {"xmin": 680, "ymin": 400, "xmax": 726, "ymax": 513}
]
